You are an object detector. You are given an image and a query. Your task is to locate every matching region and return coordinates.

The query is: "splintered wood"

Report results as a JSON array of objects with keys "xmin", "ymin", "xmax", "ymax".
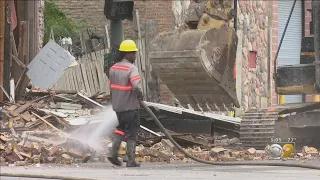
[{"xmin": 0, "ymin": 96, "xmax": 71, "ymax": 133}]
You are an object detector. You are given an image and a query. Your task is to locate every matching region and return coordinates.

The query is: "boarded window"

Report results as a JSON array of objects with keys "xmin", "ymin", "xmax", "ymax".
[{"xmin": 249, "ymin": 51, "xmax": 257, "ymax": 69}]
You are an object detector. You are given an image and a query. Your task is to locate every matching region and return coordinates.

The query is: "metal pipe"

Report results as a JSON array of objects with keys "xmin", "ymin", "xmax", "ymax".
[{"xmin": 313, "ymin": 0, "xmax": 320, "ymax": 92}]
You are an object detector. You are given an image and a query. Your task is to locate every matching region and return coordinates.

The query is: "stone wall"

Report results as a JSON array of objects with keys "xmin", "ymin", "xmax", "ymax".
[{"xmin": 237, "ymin": 0, "xmax": 273, "ymax": 111}]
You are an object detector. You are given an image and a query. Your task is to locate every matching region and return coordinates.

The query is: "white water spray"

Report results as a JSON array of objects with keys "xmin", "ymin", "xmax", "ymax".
[{"xmin": 68, "ymin": 105, "xmax": 118, "ymax": 153}]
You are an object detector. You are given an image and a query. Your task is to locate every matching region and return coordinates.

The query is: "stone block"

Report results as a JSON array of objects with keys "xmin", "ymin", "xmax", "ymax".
[{"xmin": 161, "ymin": 139, "xmax": 177, "ymax": 153}]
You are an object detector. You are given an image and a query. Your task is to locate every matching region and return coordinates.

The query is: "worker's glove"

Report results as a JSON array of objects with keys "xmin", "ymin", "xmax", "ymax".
[{"xmin": 137, "ymin": 91, "xmax": 144, "ymax": 100}]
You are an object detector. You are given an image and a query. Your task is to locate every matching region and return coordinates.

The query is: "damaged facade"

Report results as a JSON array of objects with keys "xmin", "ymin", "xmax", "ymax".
[
  {"xmin": 1, "ymin": 0, "xmax": 318, "ymax": 111},
  {"xmin": 172, "ymin": 0, "xmax": 316, "ymax": 112},
  {"xmin": 0, "ymin": 0, "xmax": 45, "ymax": 102}
]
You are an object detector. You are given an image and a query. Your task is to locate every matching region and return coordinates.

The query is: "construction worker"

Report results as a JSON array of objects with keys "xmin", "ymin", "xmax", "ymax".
[{"xmin": 107, "ymin": 40, "xmax": 143, "ymax": 167}]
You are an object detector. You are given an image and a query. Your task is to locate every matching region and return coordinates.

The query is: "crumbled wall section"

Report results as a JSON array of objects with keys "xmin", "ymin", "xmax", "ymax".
[
  {"xmin": 237, "ymin": 0, "xmax": 271, "ymax": 111},
  {"xmin": 37, "ymin": 0, "xmax": 45, "ymax": 52}
]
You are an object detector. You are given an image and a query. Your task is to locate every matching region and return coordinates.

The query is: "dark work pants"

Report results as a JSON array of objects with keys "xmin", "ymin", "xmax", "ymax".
[{"xmin": 115, "ymin": 109, "xmax": 140, "ymax": 141}]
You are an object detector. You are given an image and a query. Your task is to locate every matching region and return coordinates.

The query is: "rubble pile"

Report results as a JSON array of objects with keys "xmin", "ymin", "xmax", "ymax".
[
  {"xmin": 0, "ymin": 92, "xmax": 105, "ymax": 134},
  {"xmin": 129, "ymin": 141, "xmax": 270, "ymax": 163},
  {"xmin": 0, "ymin": 131, "xmax": 95, "ymax": 166},
  {"xmin": 0, "ymin": 91, "xmax": 106, "ymax": 166},
  {"xmin": 1, "ymin": 91, "xmax": 319, "ymax": 166},
  {"xmin": 120, "ymin": 140, "xmax": 320, "ymax": 163}
]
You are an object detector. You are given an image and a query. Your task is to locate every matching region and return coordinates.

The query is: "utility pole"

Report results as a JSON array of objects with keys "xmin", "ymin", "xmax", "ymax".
[
  {"xmin": 314, "ymin": 0, "xmax": 320, "ymax": 92},
  {"xmin": 104, "ymin": 0, "xmax": 134, "ymax": 73}
]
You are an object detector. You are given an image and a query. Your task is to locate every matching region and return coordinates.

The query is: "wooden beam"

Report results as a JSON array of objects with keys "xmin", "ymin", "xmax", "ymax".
[
  {"xmin": 0, "ymin": 0, "xmax": 5, "ymax": 101},
  {"xmin": 144, "ymin": 20, "xmax": 160, "ymax": 103},
  {"xmin": 3, "ymin": 0, "xmax": 12, "ymax": 101}
]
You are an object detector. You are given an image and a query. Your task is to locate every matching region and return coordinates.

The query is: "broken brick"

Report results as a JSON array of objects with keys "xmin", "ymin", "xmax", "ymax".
[
  {"xmin": 246, "ymin": 148, "xmax": 256, "ymax": 155},
  {"xmin": 14, "ymin": 161, "xmax": 27, "ymax": 166},
  {"xmin": 47, "ymin": 157, "xmax": 56, "ymax": 162},
  {"xmin": 68, "ymin": 148, "xmax": 83, "ymax": 158},
  {"xmin": 48, "ymin": 146, "xmax": 59, "ymax": 156},
  {"xmin": 302, "ymin": 146, "xmax": 318, "ymax": 156}
]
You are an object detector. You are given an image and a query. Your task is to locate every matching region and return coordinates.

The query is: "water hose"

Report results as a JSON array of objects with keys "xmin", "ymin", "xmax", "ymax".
[{"xmin": 140, "ymin": 101, "xmax": 320, "ymax": 170}]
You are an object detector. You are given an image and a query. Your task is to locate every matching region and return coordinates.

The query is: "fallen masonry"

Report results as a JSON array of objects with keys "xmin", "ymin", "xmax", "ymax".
[{"xmin": 1, "ymin": 91, "xmax": 319, "ymax": 166}]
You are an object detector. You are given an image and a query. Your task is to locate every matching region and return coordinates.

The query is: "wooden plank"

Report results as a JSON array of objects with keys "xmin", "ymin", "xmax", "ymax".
[
  {"xmin": 105, "ymin": 25, "xmax": 111, "ymax": 49},
  {"xmin": 55, "ymin": 73, "xmax": 64, "ymax": 90},
  {"xmin": 80, "ymin": 62, "xmax": 91, "ymax": 95},
  {"xmin": 95, "ymin": 60, "xmax": 105, "ymax": 93},
  {"xmin": 71, "ymin": 67, "xmax": 79, "ymax": 91},
  {"xmin": 14, "ymin": 66, "xmax": 27, "ymax": 92},
  {"xmin": 76, "ymin": 64, "xmax": 85, "ymax": 92},
  {"xmin": 68, "ymin": 68, "xmax": 75, "ymax": 91},
  {"xmin": 145, "ymin": 20, "xmax": 160, "ymax": 103},
  {"xmin": 15, "ymin": 21, "xmax": 30, "ymax": 100},
  {"xmin": 89, "ymin": 61, "xmax": 100, "ymax": 93},
  {"xmin": 85, "ymin": 61, "xmax": 96, "ymax": 95},
  {"xmin": 72, "ymin": 66, "xmax": 80, "ymax": 92},
  {"xmin": 134, "ymin": 10, "xmax": 147, "ymax": 96},
  {"xmin": 31, "ymin": 112, "xmax": 63, "ymax": 134},
  {"xmin": 64, "ymin": 69, "xmax": 71, "ymax": 90},
  {"xmin": 69, "ymin": 68, "xmax": 74, "ymax": 91},
  {"xmin": 0, "ymin": 0, "xmax": 4, "ymax": 102}
]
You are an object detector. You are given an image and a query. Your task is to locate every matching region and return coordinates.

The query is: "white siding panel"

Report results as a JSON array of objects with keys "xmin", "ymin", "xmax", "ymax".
[{"xmin": 278, "ymin": 0, "xmax": 303, "ymax": 103}]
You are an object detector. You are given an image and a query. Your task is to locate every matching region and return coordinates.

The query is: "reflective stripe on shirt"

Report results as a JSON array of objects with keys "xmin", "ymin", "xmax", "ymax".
[
  {"xmin": 130, "ymin": 75, "xmax": 141, "ymax": 84},
  {"xmin": 110, "ymin": 64, "xmax": 130, "ymax": 71},
  {"xmin": 110, "ymin": 84, "xmax": 132, "ymax": 91}
]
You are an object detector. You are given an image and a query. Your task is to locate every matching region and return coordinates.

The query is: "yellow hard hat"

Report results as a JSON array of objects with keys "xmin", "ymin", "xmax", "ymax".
[{"xmin": 119, "ymin": 40, "xmax": 138, "ymax": 52}]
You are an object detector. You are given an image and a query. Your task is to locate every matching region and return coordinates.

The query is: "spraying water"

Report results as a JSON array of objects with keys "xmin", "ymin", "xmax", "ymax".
[{"xmin": 67, "ymin": 104, "xmax": 119, "ymax": 154}]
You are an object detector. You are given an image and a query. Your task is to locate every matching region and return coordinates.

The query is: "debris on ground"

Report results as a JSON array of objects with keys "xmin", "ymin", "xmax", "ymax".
[
  {"xmin": 0, "ymin": 131, "xmax": 95, "ymax": 166},
  {"xmin": 1, "ymin": 88, "xmax": 319, "ymax": 166}
]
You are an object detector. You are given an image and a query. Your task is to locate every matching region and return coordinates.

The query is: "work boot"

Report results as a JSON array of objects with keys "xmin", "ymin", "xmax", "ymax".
[
  {"xmin": 107, "ymin": 134, "xmax": 123, "ymax": 166},
  {"xmin": 126, "ymin": 139, "xmax": 140, "ymax": 167},
  {"xmin": 122, "ymin": 155, "xmax": 128, "ymax": 162}
]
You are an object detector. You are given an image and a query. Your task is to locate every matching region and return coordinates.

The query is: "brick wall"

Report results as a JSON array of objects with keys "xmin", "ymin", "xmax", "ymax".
[
  {"xmin": 52, "ymin": 0, "xmax": 108, "ymax": 37},
  {"xmin": 52, "ymin": 0, "xmax": 175, "ymax": 105},
  {"xmin": 52, "ymin": 0, "xmax": 173, "ymax": 39},
  {"xmin": 305, "ymin": 0, "xmax": 312, "ymax": 37}
]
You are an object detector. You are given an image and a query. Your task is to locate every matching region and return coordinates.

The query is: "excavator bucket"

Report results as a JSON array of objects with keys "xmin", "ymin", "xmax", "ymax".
[{"xmin": 149, "ymin": 27, "xmax": 239, "ymax": 112}]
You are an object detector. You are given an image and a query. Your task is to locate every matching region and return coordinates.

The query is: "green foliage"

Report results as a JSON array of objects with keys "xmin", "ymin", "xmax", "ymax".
[{"xmin": 43, "ymin": 0, "xmax": 86, "ymax": 45}]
